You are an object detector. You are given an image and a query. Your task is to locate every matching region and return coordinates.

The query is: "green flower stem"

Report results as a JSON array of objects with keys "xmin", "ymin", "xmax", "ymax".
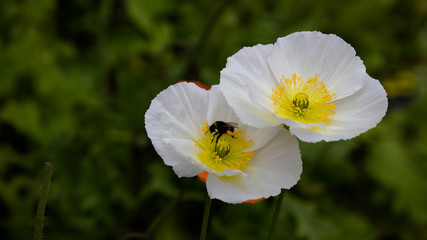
[
  {"xmin": 200, "ymin": 194, "xmax": 212, "ymax": 240},
  {"xmin": 33, "ymin": 162, "xmax": 54, "ymax": 240},
  {"xmin": 146, "ymin": 178, "xmax": 196, "ymax": 236},
  {"xmin": 268, "ymin": 190, "xmax": 285, "ymax": 240}
]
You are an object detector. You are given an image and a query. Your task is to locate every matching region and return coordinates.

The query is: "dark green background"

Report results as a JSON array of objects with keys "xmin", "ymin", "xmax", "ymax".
[{"xmin": 1, "ymin": 0, "xmax": 427, "ymax": 239}]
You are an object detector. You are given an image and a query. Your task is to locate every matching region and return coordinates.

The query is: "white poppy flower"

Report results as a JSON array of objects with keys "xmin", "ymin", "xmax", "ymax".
[
  {"xmin": 145, "ymin": 82, "xmax": 302, "ymax": 204},
  {"xmin": 220, "ymin": 31, "xmax": 388, "ymax": 142}
]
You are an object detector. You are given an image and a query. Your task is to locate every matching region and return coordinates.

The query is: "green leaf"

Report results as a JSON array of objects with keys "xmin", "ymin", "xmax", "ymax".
[
  {"xmin": 366, "ymin": 136, "xmax": 427, "ymax": 224},
  {"xmin": 287, "ymin": 196, "xmax": 338, "ymax": 240},
  {"xmin": 1, "ymin": 101, "xmax": 43, "ymax": 141}
]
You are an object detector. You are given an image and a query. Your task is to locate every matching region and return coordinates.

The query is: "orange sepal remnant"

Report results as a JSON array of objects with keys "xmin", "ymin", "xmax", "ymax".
[
  {"xmin": 243, "ymin": 198, "xmax": 265, "ymax": 204},
  {"xmin": 179, "ymin": 80, "xmax": 210, "ymax": 90},
  {"xmin": 197, "ymin": 171, "xmax": 209, "ymax": 183}
]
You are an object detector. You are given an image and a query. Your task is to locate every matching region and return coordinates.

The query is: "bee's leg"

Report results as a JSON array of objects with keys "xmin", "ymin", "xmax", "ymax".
[
  {"xmin": 226, "ymin": 130, "xmax": 236, "ymax": 139},
  {"xmin": 210, "ymin": 132, "xmax": 217, "ymax": 144},
  {"xmin": 214, "ymin": 136, "xmax": 220, "ymax": 152}
]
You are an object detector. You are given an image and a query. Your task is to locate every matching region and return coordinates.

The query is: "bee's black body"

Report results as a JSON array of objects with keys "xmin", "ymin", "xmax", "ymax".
[{"xmin": 207, "ymin": 121, "xmax": 238, "ymax": 148}]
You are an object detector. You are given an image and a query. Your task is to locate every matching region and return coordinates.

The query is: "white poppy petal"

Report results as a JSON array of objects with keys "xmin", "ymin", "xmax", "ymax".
[
  {"xmin": 243, "ymin": 125, "xmax": 282, "ymax": 151},
  {"xmin": 273, "ymin": 114, "xmax": 325, "ymax": 130},
  {"xmin": 206, "ymin": 174, "xmax": 264, "ymax": 204},
  {"xmin": 150, "ymin": 137, "xmax": 203, "ymax": 177},
  {"xmin": 145, "ymin": 82, "xmax": 209, "ymax": 140},
  {"xmin": 246, "ymin": 128, "xmax": 302, "ymax": 189},
  {"xmin": 207, "ymin": 168, "xmax": 246, "ymax": 177},
  {"xmin": 207, "ymin": 85, "xmax": 240, "ymax": 124},
  {"xmin": 291, "ymin": 76, "xmax": 388, "ymax": 141},
  {"xmin": 288, "ymin": 127, "xmax": 327, "ymax": 143},
  {"xmin": 145, "ymin": 82, "xmax": 209, "ymax": 176},
  {"xmin": 220, "ymin": 44, "xmax": 282, "ymax": 128},
  {"xmin": 268, "ymin": 31, "xmax": 365, "ymax": 99},
  {"xmin": 332, "ymin": 76, "xmax": 388, "ymax": 129}
]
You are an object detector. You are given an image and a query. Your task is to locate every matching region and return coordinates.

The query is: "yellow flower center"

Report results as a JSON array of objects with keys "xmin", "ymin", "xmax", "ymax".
[
  {"xmin": 195, "ymin": 122, "xmax": 254, "ymax": 173},
  {"xmin": 271, "ymin": 73, "xmax": 336, "ymax": 124}
]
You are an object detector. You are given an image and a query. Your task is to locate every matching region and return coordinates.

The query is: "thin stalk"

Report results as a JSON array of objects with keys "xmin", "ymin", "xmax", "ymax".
[
  {"xmin": 267, "ymin": 190, "xmax": 285, "ymax": 240},
  {"xmin": 200, "ymin": 195, "xmax": 212, "ymax": 240},
  {"xmin": 145, "ymin": 178, "xmax": 196, "ymax": 235},
  {"xmin": 33, "ymin": 162, "xmax": 54, "ymax": 240}
]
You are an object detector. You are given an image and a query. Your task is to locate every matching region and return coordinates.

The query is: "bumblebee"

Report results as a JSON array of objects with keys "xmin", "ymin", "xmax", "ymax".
[{"xmin": 207, "ymin": 121, "xmax": 239, "ymax": 149}]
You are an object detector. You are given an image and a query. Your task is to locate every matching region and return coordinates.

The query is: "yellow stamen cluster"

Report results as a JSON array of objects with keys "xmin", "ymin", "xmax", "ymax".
[
  {"xmin": 195, "ymin": 122, "xmax": 254, "ymax": 173},
  {"xmin": 271, "ymin": 73, "xmax": 336, "ymax": 124}
]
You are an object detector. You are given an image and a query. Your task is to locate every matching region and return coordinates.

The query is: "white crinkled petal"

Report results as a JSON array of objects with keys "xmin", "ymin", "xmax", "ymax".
[
  {"xmin": 206, "ymin": 174, "xmax": 263, "ymax": 204},
  {"xmin": 268, "ymin": 31, "xmax": 365, "ymax": 100},
  {"xmin": 243, "ymin": 125, "xmax": 282, "ymax": 152},
  {"xmin": 206, "ymin": 128, "xmax": 302, "ymax": 203},
  {"xmin": 205, "ymin": 168, "xmax": 246, "ymax": 177},
  {"xmin": 290, "ymin": 76, "xmax": 388, "ymax": 142},
  {"xmin": 220, "ymin": 44, "xmax": 282, "ymax": 128},
  {"xmin": 272, "ymin": 113, "xmax": 326, "ymax": 130},
  {"xmin": 245, "ymin": 128, "xmax": 302, "ymax": 190},
  {"xmin": 148, "ymin": 137, "xmax": 203, "ymax": 177},
  {"xmin": 145, "ymin": 82, "xmax": 209, "ymax": 177},
  {"xmin": 207, "ymin": 85, "xmax": 240, "ymax": 124},
  {"xmin": 146, "ymin": 82, "xmax": 209, "ymax": 139}
]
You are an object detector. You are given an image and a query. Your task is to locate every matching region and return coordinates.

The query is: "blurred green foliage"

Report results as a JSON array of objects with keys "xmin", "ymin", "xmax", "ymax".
[{"xmin": 1, "ymin": 0, "xmax": 427, "ymax": 239}]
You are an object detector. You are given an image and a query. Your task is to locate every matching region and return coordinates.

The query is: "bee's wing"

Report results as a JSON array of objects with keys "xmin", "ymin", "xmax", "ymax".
[{"xmin": 228, "ymin": 122, "xmax": 239, "ymax": 128}]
